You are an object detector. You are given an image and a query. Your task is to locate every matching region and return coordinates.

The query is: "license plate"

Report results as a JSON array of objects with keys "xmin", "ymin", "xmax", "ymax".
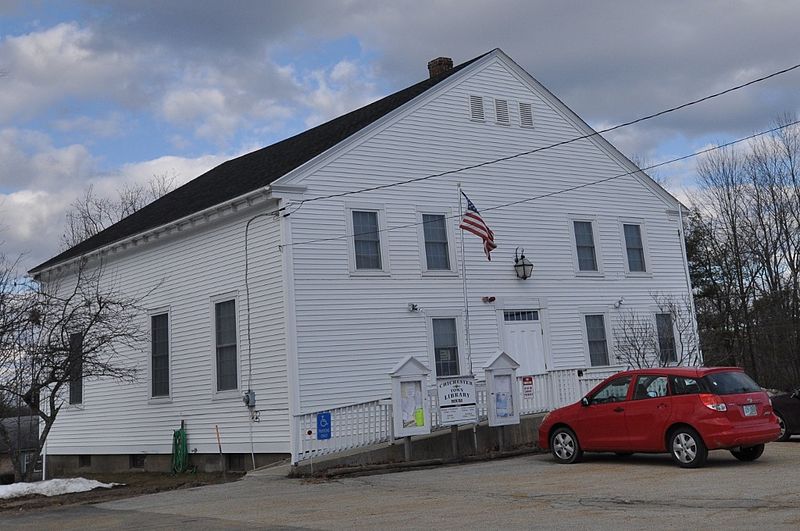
[{"xmin": 743, "ymin": 404, "xmax": 757, "ymax": 416}]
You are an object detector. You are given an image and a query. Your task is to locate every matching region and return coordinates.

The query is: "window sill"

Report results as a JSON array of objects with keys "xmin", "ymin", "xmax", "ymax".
[
  {"xmin": 422, "ymin": 269, "xmax": 459, "ymax": 278},
  {"xmin": 148, "ymin": 396, "xmax": 173, "ymax": 405},
  {"xmin": 212, "ymin": 389, "xmax": 241, "ymax": 401},
  {"xmin": 575, "ymin": 271, "xmax": 604, "ymax": 278},
  {"xmin": 65, "ymin": 403, "xmax": 85, "ymax": 410},
  {"xmin": 624, "ymin": 271, "xmax": 653, "ymax": 278},
  {"xmin": 348, "ymin": 270, "xmax": 391, "ymax": 278}
]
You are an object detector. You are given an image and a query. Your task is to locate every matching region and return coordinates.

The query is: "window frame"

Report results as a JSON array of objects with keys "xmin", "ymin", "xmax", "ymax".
[
  {"xmin": 588, "ymin": 375, "xmax": 632, "ymax": 405},
  {"xmin": 494, "ymin": 98, "xmax": 510, "ymax": 126},
  {"xmin": 468, "ymin": 94, "xmax": 485, "ymax": 122},
  {"xmin": 345, "ymin": 204, "xmax": 391, "ymax": 276},
  {"xmin": 569, "ymin": 216, "xmax": 604, "ymax": 277},
  {"xmin": 68, "ymin": 332, "xmax": 84, "ymax": 406},
  {"xmin": 426, "ymin": 312, "xmax": 467, "ymax": 379},
  {"xmin": 580, "ymin": 311, "xmax": 613, "ymax": 367},
  {"xmin": 619, "ymin": 219, "xmax": 651, "ymax": 276},
  {"xmin": 148, "ymin": 307, "xmax": 172, "ymax": 402},
  {"xmin": 210, "ymin": 293, "xmax": 240, "ymax": 397},
  {"xmin": 518, "ymin": 101, "xmax": 534, "ymax": 128},
  {"xmin": 656, "ymin": 312, "xmax": 678, "ymax": 365},
  {"xmin": 416, "ymin": 209, "xmax": 458, "ymax": 276},
  {"xmin": 631, "ymin": 374, "xmax": 669, "ymax": 401}
]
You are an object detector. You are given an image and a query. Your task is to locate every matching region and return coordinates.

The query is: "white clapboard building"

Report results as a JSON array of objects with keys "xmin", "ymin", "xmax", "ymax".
[{"xmin": 31, "ymin": 49, "xmax": 694, "ymax": 470}]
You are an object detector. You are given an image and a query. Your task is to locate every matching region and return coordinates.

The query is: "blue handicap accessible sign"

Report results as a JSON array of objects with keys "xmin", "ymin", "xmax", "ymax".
[{"xmin": 317, "ymin": 412, "xmax": 331, "ymax": 440}]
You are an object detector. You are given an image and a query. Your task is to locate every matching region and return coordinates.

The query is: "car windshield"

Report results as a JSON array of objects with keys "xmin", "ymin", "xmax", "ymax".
[{"xmin": 703, "ymin": 371, "xmax": 761, "ymax": 395}]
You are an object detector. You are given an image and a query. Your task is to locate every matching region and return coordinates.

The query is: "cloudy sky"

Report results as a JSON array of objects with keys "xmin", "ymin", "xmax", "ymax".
[{"xmin": 1, "ymin": 0, "xmax": 799, "ymax": 270}]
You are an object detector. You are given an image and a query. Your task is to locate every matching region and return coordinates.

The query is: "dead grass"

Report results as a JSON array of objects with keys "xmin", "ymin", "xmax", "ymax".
[{"xmin": 0, "ymin": 471, "xmax": 244, "ymax": 513}]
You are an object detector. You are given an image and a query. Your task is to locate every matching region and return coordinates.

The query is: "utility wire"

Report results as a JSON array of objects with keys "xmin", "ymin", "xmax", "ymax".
[
  {"xmin": 283, "ymin": 61, "xmax": 800, "ymax": 213},
  {"xmin": 282, "ymin": 118, "xmax": 800, "ymax": 249}
]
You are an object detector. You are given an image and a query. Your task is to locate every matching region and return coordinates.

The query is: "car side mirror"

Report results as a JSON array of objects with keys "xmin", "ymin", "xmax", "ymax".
[{"xmin": 581, "ymin": 397, "xmax": 590, "ymax": 407}]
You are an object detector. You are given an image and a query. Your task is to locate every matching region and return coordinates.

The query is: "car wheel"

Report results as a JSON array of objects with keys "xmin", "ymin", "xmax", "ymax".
[
  {"xmin": 669, "ymin": 427, "xmax": 708, "ymax": 468},
  {"xmin": 775, "ymin": 413, "xmax": 791, "ymax": 442},
  {"xmin": 730, "ymin": 444, "xmax": 765, "ymax": 462},
  {"xmin": 550, "ymin": 427, "xmax": 583, "ymax": 464}
]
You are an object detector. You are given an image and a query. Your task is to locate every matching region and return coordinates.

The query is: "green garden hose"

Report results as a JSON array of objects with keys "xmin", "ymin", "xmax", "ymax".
[{"xmin": 171, "ymin": 426, "xmax": 190, "ymax": 474}]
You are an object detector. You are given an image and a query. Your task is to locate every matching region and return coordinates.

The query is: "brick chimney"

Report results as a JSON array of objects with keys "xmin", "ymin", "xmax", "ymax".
[{"xmin": 427, "ymin": 57, "xmax": 453, "ymax": 78}]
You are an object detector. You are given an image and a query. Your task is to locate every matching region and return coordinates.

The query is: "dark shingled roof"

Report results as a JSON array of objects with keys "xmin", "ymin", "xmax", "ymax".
[{"xmin": 31, "ymin": 52, "xmax": 489, "ymax": 274}]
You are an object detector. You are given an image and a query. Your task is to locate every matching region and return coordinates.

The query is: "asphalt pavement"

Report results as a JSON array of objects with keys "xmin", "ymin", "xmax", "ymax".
[{"xmin": 4, "ymin": 440, "xmax": 800, "ymax": 530}]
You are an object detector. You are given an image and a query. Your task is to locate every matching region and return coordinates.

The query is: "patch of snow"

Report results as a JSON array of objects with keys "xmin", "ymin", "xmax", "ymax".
[{"xmin": 0, "ymin": 478, "xmax": 122, "ymax": 499}]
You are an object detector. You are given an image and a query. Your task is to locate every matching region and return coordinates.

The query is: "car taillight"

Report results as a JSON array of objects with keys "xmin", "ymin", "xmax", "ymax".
[{"xmin": 699, "ymin": 393, "xmax": 728, "ymax": 412}]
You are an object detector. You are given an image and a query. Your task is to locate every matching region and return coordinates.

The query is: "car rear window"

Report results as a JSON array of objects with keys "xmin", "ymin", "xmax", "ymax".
[{"xmin": 702, "ymin": 371, "xmax": 761, "ymax": 395}]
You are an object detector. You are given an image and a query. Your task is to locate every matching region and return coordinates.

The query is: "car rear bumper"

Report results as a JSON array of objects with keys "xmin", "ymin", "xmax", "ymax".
[{"xmin": 700, "ymin": 418, "xmax": 781, "ymax": 449}]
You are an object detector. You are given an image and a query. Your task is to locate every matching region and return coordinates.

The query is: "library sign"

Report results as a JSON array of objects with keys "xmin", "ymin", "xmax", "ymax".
[{"xmin": 436, "ymin": 376, "xmax": 478, "ymax": 425}]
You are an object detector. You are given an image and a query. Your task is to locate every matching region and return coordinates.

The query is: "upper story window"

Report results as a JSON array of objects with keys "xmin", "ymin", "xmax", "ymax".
[
  {"xmin": 151, "ymin": 313, "xmax": 170, "ymax": 398},
  {"xmin": 584, "ymin": 314, "xmax": 609, "ymax": 366},
  {"xmin": 68, "ymin": 332, "xmax": 83, "ymax": 405},
  {"xmin": 573, "ymin": 220, "xmax": 598, "ymax": 272},
  {"xmin": 352, "ymin": 210, "xmax": 382, "ymax": 270},
  {"xmin": 432, "ymin": 318, "xmax": 460, "ymax": 377},
  {"xmin": 469, "ymin": 95, "xmax": 485, "ymax": 121},
  {"xmin": 495, "ymin": 99, "xmax": 510, "ymax": 125},
  {"xmin": 215, "ymin": 299, "xmax": 238, "ymax": 392},
  {"xmin": 656, "ymin": 313, "xmax": 677, "ymax": 364},
  {"xmin": 623, "ymin": 223, "xmax": 646, "ymax": 272},
  {"xmin": 519, "ymin": 102, "xmax": 534, "ymax": 128},
  {"xmin": 422, "ymin": 214, "xmax": 451, "ymax": 271}
]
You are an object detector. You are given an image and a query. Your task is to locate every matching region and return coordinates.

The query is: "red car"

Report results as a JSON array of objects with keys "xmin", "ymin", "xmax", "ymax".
[{"xmin": 538, "ymin": 367, "xmax": 781, "ymax": 468}]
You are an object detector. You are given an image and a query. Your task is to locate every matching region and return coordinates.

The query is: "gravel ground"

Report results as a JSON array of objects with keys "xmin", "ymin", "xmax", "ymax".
[{"xmin": 3, "ymin": 440, "xmax": 800, "ymax": 530}]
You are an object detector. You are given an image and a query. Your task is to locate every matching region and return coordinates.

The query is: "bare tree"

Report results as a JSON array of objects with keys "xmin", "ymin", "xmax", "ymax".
[
  {"xmin": 61, "ymin": 173, "xmax": 176, "ymax": 249},
  {"xmin": 613, "ymin": 293, "xmax": 700, "ymax": 369},
  {"xmin": 0, "ymin": 257, "xmax": 146, "ymax": 482}
]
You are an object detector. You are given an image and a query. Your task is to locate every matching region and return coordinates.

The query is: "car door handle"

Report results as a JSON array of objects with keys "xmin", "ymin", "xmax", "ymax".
[
  {"xmin": 614, "ymin": 407, "xmax": 624, "ymax": 413},
  {"xmin": 657, "ymin": 403, "xmax": 668, "ymax": 409}
]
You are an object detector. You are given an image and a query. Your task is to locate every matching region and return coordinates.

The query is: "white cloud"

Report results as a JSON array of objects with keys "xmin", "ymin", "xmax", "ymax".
[
  {"xmin": 298, "ymin": 60, "xmax": 379, "ymax": 127},
  {"xmin": 52, "ymin": 113, "xmax": 124, "ymax": 138},
  {"xmin": 0, "ymin": 23, "xmax": 143, "ymax": 123},
  {"xmin": 0, "ymin": 128, "xmax": 95, "ymax": 190}
]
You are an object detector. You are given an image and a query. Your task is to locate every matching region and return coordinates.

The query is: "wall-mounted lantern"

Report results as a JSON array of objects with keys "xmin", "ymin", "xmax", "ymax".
[
  {"xmin": 484, "ymin": 350, "xmax": 521, "ymax": 427},
  {"xmin": 514, "ymin": 247, "xmax": 534, "ymax": 280},
  {"xmin": 389, "ymin": 356, "xmax": 431, "ymax": 438}
]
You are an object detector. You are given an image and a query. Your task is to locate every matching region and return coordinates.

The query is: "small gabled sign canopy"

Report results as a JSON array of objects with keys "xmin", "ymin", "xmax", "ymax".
[
  {"xmin": 390, "ymin": 355, "xmax": 431, "ymax": 377},
  {"xmin": 484, "ymin": 350, "xmax": 520, "ymax": 371}
]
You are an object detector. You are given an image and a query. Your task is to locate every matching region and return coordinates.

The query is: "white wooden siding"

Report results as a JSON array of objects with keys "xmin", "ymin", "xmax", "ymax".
[
  {"xmin": 45, "ymin": 207, "xmax": 289, "ymax": 455},
  {"xmin": 285, "ymin": 57, "xmax": 689, "ymax": 413}
]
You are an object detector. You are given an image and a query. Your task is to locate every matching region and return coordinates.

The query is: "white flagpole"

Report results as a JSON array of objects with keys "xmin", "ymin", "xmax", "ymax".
[{"xmin": 457, "ymin": 183, "xmax": 473, "ymax": 376}]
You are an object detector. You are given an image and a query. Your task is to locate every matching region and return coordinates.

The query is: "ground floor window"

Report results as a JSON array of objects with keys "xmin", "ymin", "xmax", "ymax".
[
  {"xmin": 584, "ymin": 314, "xmax": 609, "ymax": 366},
  {"xmin": 432, "ymin": 318, "xmax": 460, "ymax": 377}
]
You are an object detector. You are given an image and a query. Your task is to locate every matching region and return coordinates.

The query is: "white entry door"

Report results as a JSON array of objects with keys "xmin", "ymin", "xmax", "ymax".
[{"xmin": 502, "ymin": 310, "xmax": 546, "ymax": 376}]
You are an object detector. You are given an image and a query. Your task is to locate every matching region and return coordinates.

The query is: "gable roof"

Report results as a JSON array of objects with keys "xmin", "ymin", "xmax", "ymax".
[{"xmin": 31, "ymin": 52, "xmax": 489, "ymax": 274}]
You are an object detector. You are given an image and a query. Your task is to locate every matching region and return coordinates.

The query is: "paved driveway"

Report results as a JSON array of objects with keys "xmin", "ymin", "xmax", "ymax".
[{"xmin": 5, "ymin": 441, "xmax": 800, "ymax": 530}]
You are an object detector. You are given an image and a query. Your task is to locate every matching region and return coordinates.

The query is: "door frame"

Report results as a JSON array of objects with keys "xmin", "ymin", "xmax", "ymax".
[{"xmin": 494, "ymin": 297, "xmax": 552, "ymax": 374}]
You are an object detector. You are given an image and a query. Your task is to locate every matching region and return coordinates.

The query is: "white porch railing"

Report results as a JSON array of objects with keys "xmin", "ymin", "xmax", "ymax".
[{"xmin": 293, "ymin": 366, "xmax": 625, "ymax": 463}]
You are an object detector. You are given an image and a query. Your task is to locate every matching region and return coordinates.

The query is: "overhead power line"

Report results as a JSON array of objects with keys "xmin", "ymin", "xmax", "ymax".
[
  {"xmin": 282, "ymin": 61, "xmax": 800, "ymax": 214},
  {"xmin": 283, "ymin": 118, "xmax": 800, "ymax": 249}
]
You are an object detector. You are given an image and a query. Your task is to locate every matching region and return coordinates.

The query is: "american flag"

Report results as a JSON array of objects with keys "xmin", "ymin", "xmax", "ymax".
[{"xmin": 459, "ymin": 191, "xmax": 497, "ymax": 260}]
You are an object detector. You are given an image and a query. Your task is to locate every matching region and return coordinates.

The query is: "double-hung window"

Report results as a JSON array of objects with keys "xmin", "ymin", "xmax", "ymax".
[
  {"xmin": 422, "ymin": 213, "xmax": 451, "ymax": 271},
  {"xmin": 68, "ymin": 333, "xmax": 83, "ymax": 405},
  {"xmin": 215, "ymin": 299, "xmax": 238, "ymax": 392},
  {"xmin": 151, "ymin": 313, "xmax": 169, "ymax": 397},
  {"xmin": 584, "ymin": 314, "xmax": 609, "ymax": 366},
  {"xmin": 623, "ymin": 223, "xmax": 646, "ymax": 272},
  {"xmin": 432, "ymin": 318, "xmax": 460, "ymax": 377},
  {"xmin": 573, "ymin": 220, "xmax": 598, "ymax": 272},
  {"xmin": 656, "ymin": 313, "xmax": 677, "ymax": 364},
  {"xmin": 352, "ymin": 210, "xmax": 383, "ymax": 270}
]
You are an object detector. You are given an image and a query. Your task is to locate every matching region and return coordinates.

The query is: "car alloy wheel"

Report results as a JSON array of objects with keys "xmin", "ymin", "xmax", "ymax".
[
  {"xmin": 775, "ymin": 414, "xmax": 790, "ymax": 442},
  {"xmin": 550, "ymin": 427, "xmax": 582, "ymax": 464},
  {"xmin": 669, "ymin": 428, "xmax": 707, "ymax": 468}
]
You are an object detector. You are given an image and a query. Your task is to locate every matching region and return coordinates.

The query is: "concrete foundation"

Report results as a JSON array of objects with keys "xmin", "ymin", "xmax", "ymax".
[
  {"xmin": 291, "ymin": 412, "xmax": 545, "ymax": 476},
  {"xmin": 45, "ymin": 452, "xmax": 289, "ymax": 476}
]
